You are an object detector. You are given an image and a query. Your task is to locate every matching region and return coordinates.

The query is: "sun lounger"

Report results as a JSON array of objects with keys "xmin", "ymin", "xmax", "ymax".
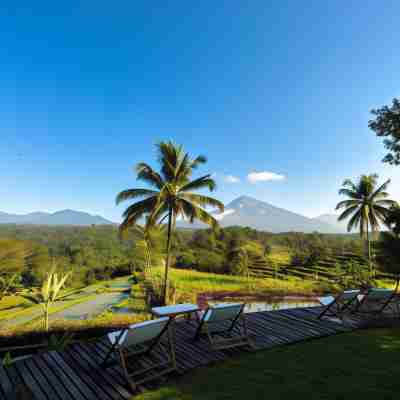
[
  {"xmin": 102, "ymin": 317, "xmax": 176, "ymax": 391},
  {"xmin": 317, "ymin": 290, "xmax": 361, "ymax": 320},
  {"xmin": 355, "ymin": 288, "xmax": 399, "ymax": 316},
  {"xmin": 194, "ymin": 303, "xmax": 252, "ymax": 350}
]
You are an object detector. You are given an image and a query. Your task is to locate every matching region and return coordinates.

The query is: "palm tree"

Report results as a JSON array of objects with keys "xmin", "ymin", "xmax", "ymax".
[
  {"xmin": 116, "ymin": 141, "xmax": 224, "ymax": 304},
  {"xmin": 336, "ymin": 174, "xmax": 396, "ymax": 266}
]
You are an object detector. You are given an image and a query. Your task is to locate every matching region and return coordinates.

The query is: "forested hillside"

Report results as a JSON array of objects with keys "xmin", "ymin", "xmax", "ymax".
[{"xmin": 0, "ymin": 224, "xmax": 395, "ymax": 296}]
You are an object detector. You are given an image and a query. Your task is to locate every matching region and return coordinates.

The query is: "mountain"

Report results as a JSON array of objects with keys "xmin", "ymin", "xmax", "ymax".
[
  {"xmin": 0, "ymin": 210, "xmax": 114, "ymax": 226},
  {"xmin": 313, "ymin": 214, "xmax": 347, "ymax": 233},
  {"xmin": 179, "ymin": 196, "xmax": 339, "ymax": 233}
]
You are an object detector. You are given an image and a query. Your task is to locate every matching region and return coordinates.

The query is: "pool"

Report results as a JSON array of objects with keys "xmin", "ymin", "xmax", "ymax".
[{"xmin": 208, "ymin": 297, "xmax": 320, "ymax": 313}]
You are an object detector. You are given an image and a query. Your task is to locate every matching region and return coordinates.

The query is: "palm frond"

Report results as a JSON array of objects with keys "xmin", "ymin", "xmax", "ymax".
[
  {"xmin": 180, "ymin": 174, "xmax": 217, "ymax": 192},
  {"xmin": 370, "ymin": 179, "xmax": 391, "ymax": 200},
  {"xmin": 190, "ymin": 155, "xmax": 207, "ymax": 169},
  {"xmin": 179, "ymin": 193, "xmax": 224, "ymax": 213},
  {"xmin": 121, "ymin": 196, "xmax": 158, "ymax": 219},
  {"xmin": 180, "ymin": 199, "xmax": 219, "ymax": 229},
  {"xmin": 338, "ymin": 188, "xmax": 360, "ymax": 199},
  {"xmin": 135, "ymin": 163, "xmax": 164, "ymax": 189},
  {"xmin": 21, "ymin": 295, "xmax": 41, "ymax": 305},
  {"xmin": 115, "ymin": 188, "xmax": 158, "ymax": 205},
  {"xmin": 347, "ymin": 211, "xmax": 361, "ymax": 234},
  {"xmin": 335, "ymin": 199, "xmax": 361, "ymax": 210},
  {"xmin": 337, "ymin": 205, "xmax": 359, "ymax": 221},
  {"xmin": 157, "ymin": 141, "xmax": 183, "ymax": 182}
]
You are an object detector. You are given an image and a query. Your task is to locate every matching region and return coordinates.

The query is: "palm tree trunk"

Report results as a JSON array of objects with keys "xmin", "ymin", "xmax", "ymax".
[
  {"xmin": 163, "ymin": 207, "xmax": 174, "ymax": 305},
  {"xmin": 366, "ymin": 219, "xmax": 372, "ymax": 271},
  {"xmin": 44, "ymin": 302, "xmax": 49, "ymax": 331},
  {"xmin": 145, "ymin": 244, "xmax": 152, "ymax": 278}
]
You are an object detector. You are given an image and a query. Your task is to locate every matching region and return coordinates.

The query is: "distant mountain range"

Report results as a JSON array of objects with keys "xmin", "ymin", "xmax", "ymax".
[
  {"xmin": 0, "ymin": 196, "xmax": 347, "ymax": 232},
  {"xmin": 179, "ymin": 196, "xmax": 346, "ymax": 233},
  {"xmin": 0, "ymin": 210, "xmax": 113, "ymax": 226}
]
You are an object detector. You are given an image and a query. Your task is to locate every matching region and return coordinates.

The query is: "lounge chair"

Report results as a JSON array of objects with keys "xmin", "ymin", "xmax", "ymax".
[
  {"xmin": 355, "ymin": 288, "xmax": 399, "ymax": 316},
  {"xmin": 194, "ymin": 303, "xmax": 252, "ymax": 350},
  {"xmin": 317, "ymin": 289, "xmax": 361, "ymax": 320},
  {"xmin": 102, "ymin": 317, "xmax": 176, "ymax": 391}
]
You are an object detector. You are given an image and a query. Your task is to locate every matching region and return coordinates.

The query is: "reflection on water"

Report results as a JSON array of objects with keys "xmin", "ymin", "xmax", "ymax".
[{"xmin": 208, "ymin": 298, "xmax": 320, "ymax": 313}]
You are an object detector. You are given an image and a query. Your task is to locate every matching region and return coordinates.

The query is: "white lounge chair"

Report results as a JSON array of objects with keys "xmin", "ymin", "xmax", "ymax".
[
  {"xmin": 355, "ymin": 287, "xmax": 399, "ymax": 316},
  {"xmin": 194, "ymin": 303, "xmax": 252, "ymax": 350},
  {"xmin": 317, "ymin": 289, "xmax": 361, "ymax": 320},
  {"xmin": 102, "ymin": 317, "xmax": 176, "ymax": 391}
]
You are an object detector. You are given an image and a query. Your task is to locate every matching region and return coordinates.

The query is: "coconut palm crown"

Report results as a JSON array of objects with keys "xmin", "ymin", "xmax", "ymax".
[
  {"xmin": 116, "ymin": 141, "xmax": 224, "ymax": 303},
  {"xmin": 336, "ymin": 174, "xmax": 397, "ymax": 262}
]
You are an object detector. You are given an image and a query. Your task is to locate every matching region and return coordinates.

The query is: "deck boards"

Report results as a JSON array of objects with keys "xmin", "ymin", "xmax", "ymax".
[{"xmin": 1, "ymin": 306, "xmax": 393, "ymax": 399}]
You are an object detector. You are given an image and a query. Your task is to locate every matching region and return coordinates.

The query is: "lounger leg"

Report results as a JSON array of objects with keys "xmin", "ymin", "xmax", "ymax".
[
  {"xmin": 168, "ymin": 319, "xmax": 177, "ymax": 369},
  {"xmin": 119, "ymin": 348, "xmax": 137, "ymax": 392}
]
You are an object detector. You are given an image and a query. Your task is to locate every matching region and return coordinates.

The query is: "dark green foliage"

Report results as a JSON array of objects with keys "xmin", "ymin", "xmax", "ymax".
[
  {"xmin": 369, "ymin": 98, "xmax": 400, "ymax": 165},
  {"xmin": 195, "ymin": 249, "xmax": 225, "ymax": 273}
]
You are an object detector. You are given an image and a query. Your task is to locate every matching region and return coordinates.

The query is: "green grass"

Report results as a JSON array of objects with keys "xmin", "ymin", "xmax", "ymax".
[
  {"xmin": 135, "ymin": 328, "xmax": 400, "ymax": 400},
  {"xmin": 151, "ymin": 267, "xmax": 333, "ymax": 300}
]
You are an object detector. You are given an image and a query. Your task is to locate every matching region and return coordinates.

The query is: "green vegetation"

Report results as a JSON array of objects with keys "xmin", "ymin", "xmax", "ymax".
[
  {"xmin": 134, "ymin": 328, "xmax": 400, "ymax": 400},
  {"xmin": 21, "ymin": 270, "xmax": 72, "ymax": 330},
  {"xmin": 369, "ymin": 97, "xmax": 400, "ymax": 165},
  {"xmin": 336, "ymin": 174, "xmax": 396, "ymax": 266},
  {"xmin": 116, "ymin": 141, "xmax": 224, "ymax": 304}
]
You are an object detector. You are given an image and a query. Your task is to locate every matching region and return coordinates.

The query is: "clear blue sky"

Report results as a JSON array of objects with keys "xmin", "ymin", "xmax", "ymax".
[{"xmin": 1, "ymin": 1, "xmax": 399, "ymax": 222}]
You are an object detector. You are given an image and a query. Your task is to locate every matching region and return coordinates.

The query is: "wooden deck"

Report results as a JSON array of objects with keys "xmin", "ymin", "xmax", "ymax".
[{"xmin": 0, "ymin": 306, "xmax": 392, "ymax": 400}]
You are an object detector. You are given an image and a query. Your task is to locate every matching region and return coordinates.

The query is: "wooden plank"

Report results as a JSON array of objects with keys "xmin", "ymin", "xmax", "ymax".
[
  {"xmin": 14, "ymin": 359, "xmax": 48, "ymax": 400},
  {"xmin": 73, "ymin": 342, "xmax": 132, "ymax": 399},
  {"xmin": 61, "ymin": 346, "xmax": 117, "ymax": 400},
  {"xmin": 246, "ymin": 314, "xmax": 288, "ymax": 346},
  {"xmin": 275, "ymin": 311, "xmax": 333, "ymax": 336},
  {"xmin": 91, "ymin": 341, "xmax": 135, "ymax": 386},
  {"xmin": 6, "ymin": 363, "xmax": 35, "ymax": 399},
  {"xmin": 42, "ymin": 352, "xmax": 88, "ymax": 400},
  {"xmin": 0, "ymin": 364, "xmax": 13, "ymax": 399},
  {"xmin": 32, "ymin": 356, "xmax": 72, "ymax": 400},
  {"xmin": 258, "ymin": 313, "xmax": 314, "ymax": 342},
  {"xmin": 252, "ymin": 313, "xmax": 307, "ymax": 342}
]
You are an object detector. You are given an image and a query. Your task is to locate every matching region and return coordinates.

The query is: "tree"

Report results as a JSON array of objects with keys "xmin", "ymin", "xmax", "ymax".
[
  {"xmin": 376, "ymin": 205, "xmax": 400, "ymax": 276},
  {"xmin": 336, "ymin": 174, "xmax": 397, "ymax": 267},
  {"xmin": 130, "ymin": 221, "xmax": 165, "ymax": 277},
  {"xmin": 369, "ymin": 98, "xmax": 400, "ymax": 165},
  {"xmin": 116, "ymin": 141, "xmax": 224, "ymax": 304},
  {"xmin": 22, "ymin": 270, "xmax": 71, "ymax": 331},
  {"xmin": 385, "ymin": 204, "xmax": 400, "ymax": 237}
]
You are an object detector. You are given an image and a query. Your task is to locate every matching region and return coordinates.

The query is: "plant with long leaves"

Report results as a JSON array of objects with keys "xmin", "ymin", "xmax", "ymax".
[
  {"xmin": 22, "ymin": 270, "xmax": 71, "ymax": 331},
  {"xmin": 116, "ymin": 141, "xmax": 224, "ymax": 304},
  {"xmin": 336, "ymin": 174, "xmax": 397, "ymax": 266}
]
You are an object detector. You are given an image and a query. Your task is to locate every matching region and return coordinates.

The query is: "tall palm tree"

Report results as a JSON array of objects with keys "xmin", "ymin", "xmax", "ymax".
[
  {"xmin": 116, "ymin": 141, "xmax": 224, "ymax": 304},
  {"xmin": 336, "ymin": 174, "xmax": 396, "ymax": 266}
]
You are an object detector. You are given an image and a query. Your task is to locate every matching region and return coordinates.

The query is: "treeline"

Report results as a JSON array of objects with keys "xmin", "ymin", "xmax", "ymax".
[
  {"xmin": 0, "ymin": 224, "xmax": 391, "ymax": 296},
  {"xmin": 0, "ymin": 225, "xmax": 140, "ymax": 290},
  {"xmin": 173, "ymin": 227, "xmax": 366, "ymax": 273}
]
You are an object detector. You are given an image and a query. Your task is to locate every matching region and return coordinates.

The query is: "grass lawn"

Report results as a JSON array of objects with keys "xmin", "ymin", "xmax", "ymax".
[{"xmin": 135, "ymin": 328, "xmax": 400, "ymax": 400}]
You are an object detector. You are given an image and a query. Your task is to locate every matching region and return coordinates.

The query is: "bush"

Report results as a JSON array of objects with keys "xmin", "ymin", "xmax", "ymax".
[
  {"xmin": 196, "ymin": 250, "xmax": 225, "ymax": 273},
  {"xmin": 175, "ymin": 251, "xmax": 196, "ymax": 268}
]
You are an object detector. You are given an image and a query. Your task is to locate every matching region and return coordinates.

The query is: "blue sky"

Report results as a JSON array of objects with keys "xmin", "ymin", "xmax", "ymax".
[{"xmin": 1, "ymin": 1, "xmax": 399, "ymax": 222}]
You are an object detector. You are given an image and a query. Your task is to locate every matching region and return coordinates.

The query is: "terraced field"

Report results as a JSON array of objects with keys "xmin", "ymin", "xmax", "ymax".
[{"xmin": 248, "ymin": 247, "xmax": 395, "ymax": 283}]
